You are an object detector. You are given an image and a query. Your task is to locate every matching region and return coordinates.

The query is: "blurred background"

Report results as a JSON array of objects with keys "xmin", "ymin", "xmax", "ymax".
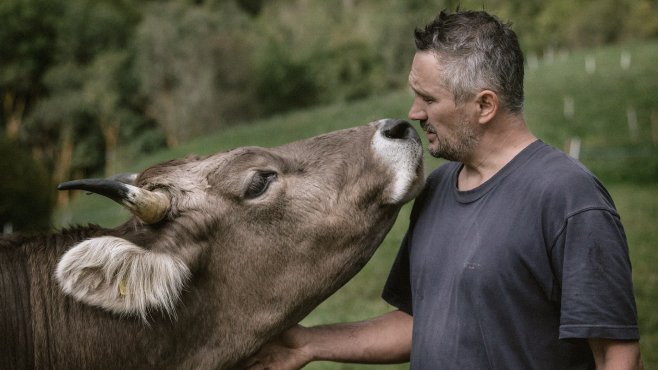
[{"xmin": 1, "ymin": 0, "xmax": 656, "ymax": 368}]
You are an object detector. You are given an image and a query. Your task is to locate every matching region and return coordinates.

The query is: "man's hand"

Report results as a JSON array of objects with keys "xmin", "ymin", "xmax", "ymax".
[
  {"xmin": 241, "ymin": 310, "xmax": 412, "ymax": 369},
  {"xmin": 244, "ymin": 325, "xmax": 311, "ymax": 370}
]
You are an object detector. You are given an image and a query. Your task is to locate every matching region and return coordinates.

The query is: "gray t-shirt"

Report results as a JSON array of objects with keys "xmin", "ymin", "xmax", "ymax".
[{"xmin": 382, "ymin": 140, "xmax": 639, "ymax": 369}]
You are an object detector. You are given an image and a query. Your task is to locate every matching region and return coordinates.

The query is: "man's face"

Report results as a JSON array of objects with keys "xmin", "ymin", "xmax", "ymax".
[{"xmin": 407, "ymin": 52, "xmax": 480, "ymax": 161}]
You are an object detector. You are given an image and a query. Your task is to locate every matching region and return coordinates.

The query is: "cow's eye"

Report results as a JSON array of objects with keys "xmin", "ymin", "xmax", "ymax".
[{"xmin": 245, "ymin": 171, "xmax": 277, "ymax": 199}]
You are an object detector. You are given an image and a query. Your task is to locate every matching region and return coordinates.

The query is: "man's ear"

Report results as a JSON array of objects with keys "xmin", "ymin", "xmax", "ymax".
[
  {"xmin": 475, "ymin": 90, "xmax": 499, "ymax": 124},
  {"xmin": 56, "ymin": 236, "xmax": 191, "ymax": 322}
]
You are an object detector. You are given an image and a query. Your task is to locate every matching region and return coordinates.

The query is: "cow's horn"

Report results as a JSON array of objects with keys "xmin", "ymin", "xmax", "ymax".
[
  {"xmin": 106, "ymin": 172, "xmax": 139, "ymax": 185},
  {"xmin": 57, "ymin": 179, "xmax": 170, "ymax": 224}
]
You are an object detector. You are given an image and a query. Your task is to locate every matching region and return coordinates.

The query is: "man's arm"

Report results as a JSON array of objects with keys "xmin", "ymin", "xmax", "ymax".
[
  {"xmin": 589, "ymin": 338, "xmax": 643, "ymax": 370},
  {"xmin": 243, "ymin": 310, "xmax": 412, "ymax": 370}
]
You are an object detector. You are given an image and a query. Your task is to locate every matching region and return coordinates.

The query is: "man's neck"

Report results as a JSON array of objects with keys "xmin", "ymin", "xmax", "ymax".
[{"xmin": 458, "ymin": 115, "xmax": 536, "ymax": 191}]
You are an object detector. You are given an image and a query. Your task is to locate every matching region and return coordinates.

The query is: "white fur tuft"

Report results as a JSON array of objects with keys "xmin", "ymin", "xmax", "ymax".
[{"xmin": 56, "ymin": 236, "xmax": 190, "ymax": 322}]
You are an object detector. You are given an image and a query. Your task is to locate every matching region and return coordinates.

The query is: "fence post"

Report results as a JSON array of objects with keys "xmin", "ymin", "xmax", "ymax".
[
  {"xmin": 620, "ymin": 51, "xmax": 631, "ymax": 70},
  {"xmin": 627, "ymin": 106, "xmax": 638, "ymax": 140},
  {"xmin": 527, "ymin": 52, "xmax": 539, "ymax": 70},
  {"xmin": 585, "ymin": 55, "xmax": 596, "ymax": 74},
  {"xmin": 563, "ymin": 95, "xmax": 575, "ymax": 120},
  {"xmin": 568, "ymin": 137, "xmax": 581, "ymax": 159}
]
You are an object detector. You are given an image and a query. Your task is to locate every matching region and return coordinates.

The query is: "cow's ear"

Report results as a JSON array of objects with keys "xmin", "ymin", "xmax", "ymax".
[{"xmin": 55, "ymin": 236, "xmax": 191, "ymax": 322}]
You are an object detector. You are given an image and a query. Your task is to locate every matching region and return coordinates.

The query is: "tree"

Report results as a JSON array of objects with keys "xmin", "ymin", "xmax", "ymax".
[
  {"xmin": 20, "ymin": 0, "xmax": 143, "ymax": 205},
  {"xmin": 0, "ymin": 138, "xmax": 54, "ymax": 232},
  {"xmin": 0, "ymin": 0, "xmax": 62, "ymax": 140},
  {"xmin": 134, "ymin": 1, "xmax": 254, "ymax": 147},
  {"xmin": 23, "ymin": 62, "xmax": 97, "ymax": 205},
  {"xmin": 624, "ymin": 0, "xmax": 658, "ymax": 40},
  {"xmin": 84, "ymin": 50, "xmax": 134, "ymax": 176}
]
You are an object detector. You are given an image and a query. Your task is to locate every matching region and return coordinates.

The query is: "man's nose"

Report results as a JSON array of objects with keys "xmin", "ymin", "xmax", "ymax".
[{"xmin": 408, "ymin": 101, "xmax": 427, "ymax": 122}]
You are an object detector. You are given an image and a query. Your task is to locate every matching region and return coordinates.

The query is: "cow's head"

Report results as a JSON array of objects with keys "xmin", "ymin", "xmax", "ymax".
[{"xmin": 56, "ymin": 119, "xmax": 424, "ymax": 323}]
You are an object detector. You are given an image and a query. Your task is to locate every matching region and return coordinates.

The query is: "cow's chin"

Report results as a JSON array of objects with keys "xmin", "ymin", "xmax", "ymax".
[{"xmin": 391, "ymin": 162, "xmax": 425, "ymax": 205}]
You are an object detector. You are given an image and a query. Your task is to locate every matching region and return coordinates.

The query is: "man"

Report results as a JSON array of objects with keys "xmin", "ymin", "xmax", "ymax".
[{"xmin": 244, "ymin": 10, "xmax": 642, "ymax": 370}]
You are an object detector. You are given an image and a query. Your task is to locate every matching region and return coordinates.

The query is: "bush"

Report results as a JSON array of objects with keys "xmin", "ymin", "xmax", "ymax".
[
  {"xmin": 310, "ymin": 40, "xmax": 386, "ymax": 102},
  {"xmin": 0, "ymin": 138, "xmax": 54, "ymax": 232},
  {"xmin": 254, "ymin": 42, "xmax": 321, "ymax": 115}
]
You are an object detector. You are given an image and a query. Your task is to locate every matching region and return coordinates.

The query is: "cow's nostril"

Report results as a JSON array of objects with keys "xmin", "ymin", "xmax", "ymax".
[{"xmin": 382, "ymin": 119, "xmax": 413, "ymax": 140}]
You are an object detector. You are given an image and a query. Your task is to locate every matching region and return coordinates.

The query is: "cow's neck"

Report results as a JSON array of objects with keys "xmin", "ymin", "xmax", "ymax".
[
  {"xmin": 0, "ymin": 235, "xmax": 35, "ymax": 369},
  {"xmin": 210, "ymin": 209, "xmax": 401, "ymax": 368}
]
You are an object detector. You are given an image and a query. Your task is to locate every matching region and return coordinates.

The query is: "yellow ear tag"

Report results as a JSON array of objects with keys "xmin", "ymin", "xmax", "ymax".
[{"xmin": 119, "ymin": 279, "xmax": 127, "ymax": 296}]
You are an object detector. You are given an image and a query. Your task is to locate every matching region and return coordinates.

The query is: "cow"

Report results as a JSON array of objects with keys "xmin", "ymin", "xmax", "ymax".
[{"xmin": 0, "ymin": 119, "xmax": 424, "ymax": 369}]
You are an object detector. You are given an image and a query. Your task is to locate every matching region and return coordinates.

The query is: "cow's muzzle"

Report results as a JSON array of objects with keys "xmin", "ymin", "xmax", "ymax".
[
  {"xmin": 380, "ymin": 119, "xmax": 421, "ymax": 145},
  {"xmin": 372, "ymin": 118, "xmax": 425, "ymax": 204}
]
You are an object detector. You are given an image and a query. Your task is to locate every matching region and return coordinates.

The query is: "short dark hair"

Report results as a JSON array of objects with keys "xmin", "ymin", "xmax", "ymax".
[{"xmin": 414, "ymin": 10, "xmax": 525, "ymax": 113}]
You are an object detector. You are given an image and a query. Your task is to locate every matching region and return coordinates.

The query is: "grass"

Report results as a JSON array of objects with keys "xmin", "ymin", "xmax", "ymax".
[
  {"xmin": 54, "ymin": 40, "xmax": 657, "ymax": 369},
  {"xmin": 524, "ymin": 41, "xmax": 658, "ymax": 183},
  {"xmin": 611, "ymin": 184, "xmax": 658, "ymax": 368}
]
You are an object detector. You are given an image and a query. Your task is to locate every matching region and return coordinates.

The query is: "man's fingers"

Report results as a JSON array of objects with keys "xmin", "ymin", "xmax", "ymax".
[
  {"xmin": 244, "ymin": 359, "xmax": 271, "ymax": 370},
  {"xmin": 241, "ymin": 355, "xmax": 269, "ymax": 370}
]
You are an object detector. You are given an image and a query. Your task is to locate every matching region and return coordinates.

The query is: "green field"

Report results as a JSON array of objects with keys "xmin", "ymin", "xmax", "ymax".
[{"xmin": 55, "ymin": 41, "xmax": 658, "ymax": 369}]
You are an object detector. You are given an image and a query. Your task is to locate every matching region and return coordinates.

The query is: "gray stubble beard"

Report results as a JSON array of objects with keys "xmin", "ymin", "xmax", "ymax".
[{"xmin": 429, "ymin": 118, "xmax": 480, "ymax": 162}]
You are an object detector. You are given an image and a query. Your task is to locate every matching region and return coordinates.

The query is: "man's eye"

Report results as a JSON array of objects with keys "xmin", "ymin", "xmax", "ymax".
[{"xmin": 245, "ymin": 172, "xmax": 277, "ymax": 199}]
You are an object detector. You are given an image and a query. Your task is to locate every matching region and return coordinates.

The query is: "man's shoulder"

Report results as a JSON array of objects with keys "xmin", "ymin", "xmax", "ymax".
[
  {"xmin": 523, "ymin": 141, "xmax": 599, "ymax": 187},
  {"xmin": 521, "ymin": 142, "xmax": 616, "ymax": 212}
]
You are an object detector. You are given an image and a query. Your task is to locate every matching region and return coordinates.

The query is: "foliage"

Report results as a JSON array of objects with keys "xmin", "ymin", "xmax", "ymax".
[
  {"xmin": 134, "ymin": 1, "xmax": 255, "ymax": 146},
  {"xmin": 0, "ymin": 138, "xmax": 54, "ymax": 232},
  {"xmin": 0, "ymin": 0, "xmax": 59, "ymax": 91},
  {"xmin": 8, "ymin": 0, "xmax": 147, "ymax": 207},
  {"xmin": 254, "ymin": 41, "xmax": 320, "ymax": 114},
  {"xmin": 0, "ymin": 0, "xmax": 62, "ymax": 145}
]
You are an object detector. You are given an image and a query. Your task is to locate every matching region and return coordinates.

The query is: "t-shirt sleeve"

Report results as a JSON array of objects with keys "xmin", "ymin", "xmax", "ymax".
[
  {"xmin": 552, "ymin": 208, "xmax": 639, "ymax": 340},
  {"xmin": 382, "ymin": 230, "xmax": 413, "ymax": 315}
]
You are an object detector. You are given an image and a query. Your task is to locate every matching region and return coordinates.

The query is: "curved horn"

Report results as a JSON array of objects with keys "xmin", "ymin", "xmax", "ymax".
[
  {"xmin": 106, "ymin": 172, "xmax": 139, "ymax": 185},
  {"xmin": 58, "ymin": 179, "xmax": 170, "ymax": 224}
]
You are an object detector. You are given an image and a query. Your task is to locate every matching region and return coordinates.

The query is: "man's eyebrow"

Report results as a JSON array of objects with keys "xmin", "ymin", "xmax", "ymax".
[{"xmin": 409, "ymin": 85, "xmax": 433, "ymax": 99}]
